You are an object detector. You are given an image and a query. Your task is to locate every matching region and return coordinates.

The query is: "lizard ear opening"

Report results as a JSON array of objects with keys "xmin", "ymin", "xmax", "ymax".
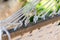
[
  {"xmin": 58, "ymin": 22, "xmax": 60, "ymax": 25},
  {"xmin": 3, "ymin": 0, "xmax": 8, "ymax": 2}
]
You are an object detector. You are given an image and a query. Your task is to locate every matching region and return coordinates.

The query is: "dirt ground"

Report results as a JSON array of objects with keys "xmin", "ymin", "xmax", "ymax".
[{"xmin": 0, "ymin": 0, "xmax": 25, "ymax": 20}]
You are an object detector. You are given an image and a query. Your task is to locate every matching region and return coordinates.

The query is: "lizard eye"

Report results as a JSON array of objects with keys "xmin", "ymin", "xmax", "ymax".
[{"xmin": 3, "ymin": 0, "xmax": 8, "ymax": 2}]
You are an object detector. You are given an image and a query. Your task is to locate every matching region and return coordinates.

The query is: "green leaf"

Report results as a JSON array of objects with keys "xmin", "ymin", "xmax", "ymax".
[{"xmin": 29, "ymin": 16, "xmax": 34, "ymax": 22}]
